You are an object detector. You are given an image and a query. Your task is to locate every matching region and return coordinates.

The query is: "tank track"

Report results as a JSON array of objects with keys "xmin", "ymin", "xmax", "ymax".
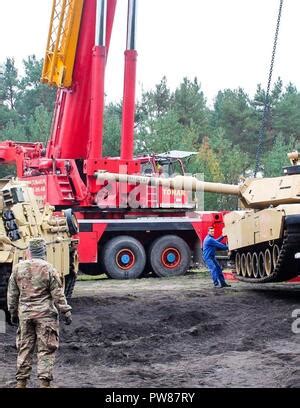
[
  {"xmin": 64, "ymin": 247, "xmax": 77, "ymax": 300},
  {"xmin": 0, "ymin": 264, "xmax": 12, "ymax": 311},
  {"xmin": 233, "ymin": 215, "xmax": 300, "ymax": 283}
]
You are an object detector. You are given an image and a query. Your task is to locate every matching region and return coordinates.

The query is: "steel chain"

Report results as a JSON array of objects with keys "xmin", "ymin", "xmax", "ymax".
[{"xmin": 254, "ymin": 0, "xmax": 284, "ymax": 176}]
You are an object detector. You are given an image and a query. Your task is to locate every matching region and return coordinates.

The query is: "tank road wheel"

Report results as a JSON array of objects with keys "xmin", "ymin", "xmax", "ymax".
[
  {"xmin": 235, "ymin": 252, "xmax": 241, "ymax": 275},
  {"xmin": 240, "ymin": 253, "xmax": 247, "ymax": 277},
  {"xmin": 258, "ymin": 251, "xmax": 266, "ymax": 278},
  {"xmin": 252, "ymin": 252, "xmax": 259, "ymax": 278},
  {"xmin": 264, "ymin": 248, "xmax": 273, "ymax": 276},
  {"xmin": 149, "ymin": 235, "xmax": 190, "ymax": 277},
  {"xmin": 272, "ymin": 244, "xmax": 280, "ymax": 269},
  {"xmin": 102, "ymin": 236, "xmax": 146, "ymax": 279},
  {"xmin": 246, "ymin": 252, "xmax": 252, "ymax": 277}
]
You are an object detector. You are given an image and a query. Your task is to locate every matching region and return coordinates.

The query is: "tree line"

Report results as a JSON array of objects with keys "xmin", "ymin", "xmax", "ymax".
[{"xmin": 1, "ymin": 56, "xmax": 299, "ymax": 209}]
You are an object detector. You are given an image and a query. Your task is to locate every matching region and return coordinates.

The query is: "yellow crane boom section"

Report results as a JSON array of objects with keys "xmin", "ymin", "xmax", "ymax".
[{"xmin": 41, "ymin": 0, "xmax": 84, "ymax": 88}]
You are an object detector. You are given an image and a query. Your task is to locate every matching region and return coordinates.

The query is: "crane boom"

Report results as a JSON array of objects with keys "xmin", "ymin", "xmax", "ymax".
[
  {"xmin": 41, "ymin": 0, "xmax": 84, "ymax": 88},
  {"xmin": 45, "ymin": 0, "xmax": 118, "ymax": 161}
]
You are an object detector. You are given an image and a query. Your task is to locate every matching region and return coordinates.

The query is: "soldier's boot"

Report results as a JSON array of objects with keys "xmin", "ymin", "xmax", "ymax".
[
  {"xmin": 39, "ymin": 379, "xmax": 51, "ymax": 388},
  {"xmin": 16, "ymin": 379, "xmax": 27, "ymax": 388}
]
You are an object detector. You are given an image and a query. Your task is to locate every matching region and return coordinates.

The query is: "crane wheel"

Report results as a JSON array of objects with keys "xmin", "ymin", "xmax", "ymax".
[
  {"xmin": 102, "ymin": 236, "xmax": 146, "ymax": 279},
  {"xmin": 149, "ymin": 235, "xmax": 190, "ymax": 278}
]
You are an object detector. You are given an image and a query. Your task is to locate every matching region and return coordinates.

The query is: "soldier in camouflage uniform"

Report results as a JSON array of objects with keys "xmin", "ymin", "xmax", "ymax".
[{"xmin": 7, "ymin": 238, "xmax": 72, "ymax": 388}]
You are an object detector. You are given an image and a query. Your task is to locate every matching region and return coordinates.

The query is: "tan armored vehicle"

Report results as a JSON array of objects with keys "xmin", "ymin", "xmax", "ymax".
[
  {"xmin": 96, "ymin": 151, "xmax": 300, "ymax": 283},
  {"xmin": 221, "ymin": 151, "xmax": 300, "ymax": 283},
  {"xmin": 0, "ymin": 178, "xmax": 78, "ymax": 310}
]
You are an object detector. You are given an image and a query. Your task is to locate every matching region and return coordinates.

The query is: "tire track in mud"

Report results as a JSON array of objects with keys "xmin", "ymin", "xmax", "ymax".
[{"xmin": 0, "ymin": 277, "xmax": 299, "ymax": 387}]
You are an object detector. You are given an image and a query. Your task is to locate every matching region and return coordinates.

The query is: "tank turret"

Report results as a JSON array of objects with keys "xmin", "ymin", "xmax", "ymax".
[{"xmin": 0, "ymin": 178, "xmax": 79, "ymax": 310}]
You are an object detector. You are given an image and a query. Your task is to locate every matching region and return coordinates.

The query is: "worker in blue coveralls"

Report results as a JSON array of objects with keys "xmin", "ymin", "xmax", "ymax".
[{"xmin": 202, "ymin": 226, "xmax": 231, "ymax": 288}]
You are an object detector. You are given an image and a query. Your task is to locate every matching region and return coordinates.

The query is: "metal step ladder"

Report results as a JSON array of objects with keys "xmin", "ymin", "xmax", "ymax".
[{"xmin": 57, "ymin": 175, "xmax": 75, "ymax": 202}]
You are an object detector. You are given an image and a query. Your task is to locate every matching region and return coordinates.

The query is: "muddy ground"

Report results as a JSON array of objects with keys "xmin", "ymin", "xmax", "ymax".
[{"xmin": 0, "ymin": 272, "xmax": 300, "ymax": 388}]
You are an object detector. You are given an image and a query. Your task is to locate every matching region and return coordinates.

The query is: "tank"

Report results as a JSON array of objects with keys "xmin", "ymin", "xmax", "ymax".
[
  {"xmin": 95, "ymin": 151, "xmax": 300, "ymax": 283},
  {"xmin": 0, "ymin": 178, "xmax": 79, "ymax": 310},
  {"xmin": 222, "ymin": 151, "xmax": 300, "ymax": 283}
]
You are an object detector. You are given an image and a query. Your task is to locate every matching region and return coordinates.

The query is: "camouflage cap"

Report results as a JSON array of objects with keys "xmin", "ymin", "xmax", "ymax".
[{"xmin": 29, "ymin": 238, "xmax": 46, "ymax": 251}]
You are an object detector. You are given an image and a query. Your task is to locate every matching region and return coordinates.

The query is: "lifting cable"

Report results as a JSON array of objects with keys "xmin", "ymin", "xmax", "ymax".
[{"xmin": 254, "ymin": 0, "xmax": 284, "ymax": 177}]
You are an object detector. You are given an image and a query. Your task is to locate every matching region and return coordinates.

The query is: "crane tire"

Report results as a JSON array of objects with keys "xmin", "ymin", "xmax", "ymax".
[
  {"xmin": 103, "ymin": 236, "xmax": 146, "ymax": 279},
  {"xmin": 149, "ymin": 235, "xmax": 190, "ymax": 277}
]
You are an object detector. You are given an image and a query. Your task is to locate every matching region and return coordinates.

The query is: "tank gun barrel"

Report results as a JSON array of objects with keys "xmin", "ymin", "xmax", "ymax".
[{"xmin": 95, "ymin": 172, "xmax": 240, "ymax": 195}]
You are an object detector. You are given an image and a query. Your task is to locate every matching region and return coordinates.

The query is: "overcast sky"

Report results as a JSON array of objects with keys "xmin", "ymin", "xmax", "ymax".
[{"xmin": 0, "ymin": 0, "xmax": 299, "ymax": 105}]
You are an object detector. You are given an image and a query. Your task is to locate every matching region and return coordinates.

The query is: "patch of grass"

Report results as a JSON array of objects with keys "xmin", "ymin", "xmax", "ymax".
[
  {"xmin": 188, "ymin": 268, "xmax": 210, "ymax": 278},
  {"xmin": 76, "ymin": 267, "xmax": 230, "ymax": 282},
  {"xmin": 77, "ymin": 274, "xmax": 107, "ymax": 281}
]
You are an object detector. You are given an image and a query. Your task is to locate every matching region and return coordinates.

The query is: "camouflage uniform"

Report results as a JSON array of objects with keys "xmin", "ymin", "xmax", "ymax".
[{"xmin": 7, "ymin": 239, "xmax": 71, "ymax": 383}]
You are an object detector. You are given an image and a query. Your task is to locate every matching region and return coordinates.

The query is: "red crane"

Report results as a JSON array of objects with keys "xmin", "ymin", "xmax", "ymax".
[{"xmin": 0, "ymin": 0, "xmax": 226, "ymax": 279}]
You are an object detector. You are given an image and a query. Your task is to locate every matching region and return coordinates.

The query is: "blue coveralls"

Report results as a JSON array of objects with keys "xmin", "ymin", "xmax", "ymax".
[{"xmin": 202, "ymin": 235, "xmax": 228, "ymax": 287}]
